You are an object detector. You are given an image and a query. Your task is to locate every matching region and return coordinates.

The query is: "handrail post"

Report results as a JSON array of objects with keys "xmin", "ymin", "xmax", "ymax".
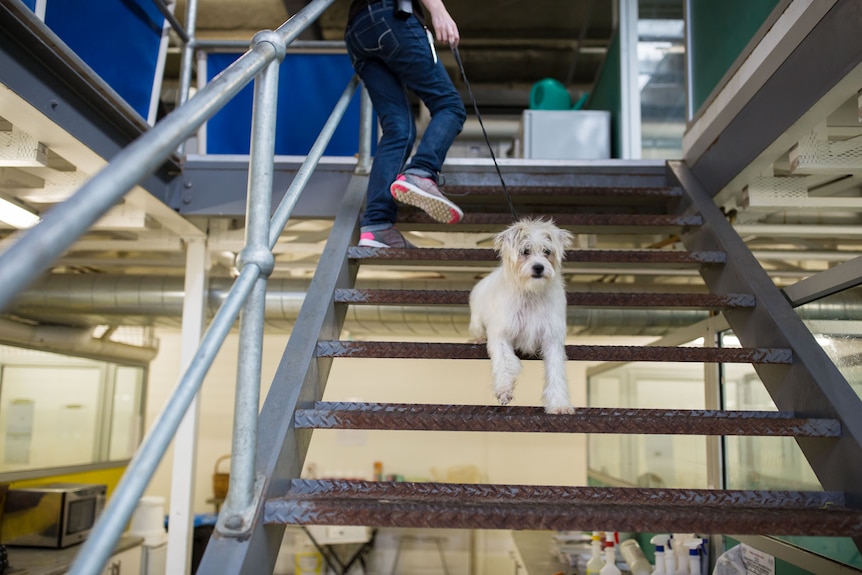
[
  {"xmin": 218, "ymin": 30, "xmax": 285, "ymax": 535},
  {"xmin": 176, "ymin": 0, "xmax": 198, "ymax": 155},
  {"xmin": 356, "ymin": 83, "xmax": 373, "ymax": 175}
]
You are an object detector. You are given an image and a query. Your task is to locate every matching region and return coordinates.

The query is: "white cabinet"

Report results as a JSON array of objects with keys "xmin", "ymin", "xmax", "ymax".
[{"xmin": 101, "ymin": 544, "xmax": 143, "ymax": 575}]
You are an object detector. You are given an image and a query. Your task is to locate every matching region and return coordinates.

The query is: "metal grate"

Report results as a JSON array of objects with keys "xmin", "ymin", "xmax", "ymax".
[
  {"xmin": 295, "ymin": 402, "xmax": 840, "ymax": 437},
  {"xmin": 265, "ymin": 480, "xmax": 862, "ymax": 536}
]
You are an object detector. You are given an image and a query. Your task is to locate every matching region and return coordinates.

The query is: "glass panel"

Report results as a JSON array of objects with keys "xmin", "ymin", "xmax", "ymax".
[
  {"xmin": 0, "ymin": 344, "xmax": 146, "ymax": 474},
  {"xmin": 795, "ymin": 285, "xmax": 862, "ymax": 402},
  {"xmin": 721, "ymin": 334, "xmax": 820, "ymax": 490},
  {"xmin": 721, "ymin": 329, "xmax": 862, "ymax": 569},
  {"xmin": 638, "ymin": 4, "xmax": 685, "ymax": 159},
  {"xmin": 588, "ymin": 361, "xmax": 707, "ymax": 488},
  {"xmin": 0, "ymin": 365, "xmax": 101, "ymax": 470},
  {"xmin": 109, "ymin": 366, "xmax": 144, "ymax": 460}
]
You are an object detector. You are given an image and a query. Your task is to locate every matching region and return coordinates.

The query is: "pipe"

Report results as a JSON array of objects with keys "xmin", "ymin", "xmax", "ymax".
[
  {"xmin": 14, "ymin": 275, "xmax": 862, "ymax": 336},
  {"xmin": 0, "ymin": 318, "xmax": 157, "ymax": 363}
]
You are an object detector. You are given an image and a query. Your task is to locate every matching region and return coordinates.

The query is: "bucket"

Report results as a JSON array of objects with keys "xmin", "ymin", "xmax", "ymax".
[
  {"xmin": 129, "ymin": 496, "xmax": 167, "ymax": 546},
  {"xmin": 529, "ymin": 78, "xmax": 571, "ymax": 110},
  {"xmin": 212, "ymin": 454, "xmax": 230, "ymax": 499}
]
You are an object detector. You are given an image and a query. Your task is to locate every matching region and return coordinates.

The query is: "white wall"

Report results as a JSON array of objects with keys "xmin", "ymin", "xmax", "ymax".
[{"xmin": 143, "ymin": 327, "xmax": 639, "ymax": 573}]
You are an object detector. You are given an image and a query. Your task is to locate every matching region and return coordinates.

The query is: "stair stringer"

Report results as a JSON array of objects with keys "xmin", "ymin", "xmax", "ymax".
[
  {"xmin": 670, "ymin": 161, "xmax": 862, "ymax": 550},
  {"xmin": 194, "ymin": 174, "xmax": 365, "ymax": 575}
]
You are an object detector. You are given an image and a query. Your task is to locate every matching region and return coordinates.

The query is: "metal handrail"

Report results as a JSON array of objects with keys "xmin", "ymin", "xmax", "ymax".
[{"xmin": 0, "ymin": 0, "xmax": 359, "ymax": 571}]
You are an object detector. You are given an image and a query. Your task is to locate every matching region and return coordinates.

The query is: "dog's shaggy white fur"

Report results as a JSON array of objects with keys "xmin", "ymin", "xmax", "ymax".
[{"xmin": 469, "ymin": 218, "xmax": 575, "ymax": 414}]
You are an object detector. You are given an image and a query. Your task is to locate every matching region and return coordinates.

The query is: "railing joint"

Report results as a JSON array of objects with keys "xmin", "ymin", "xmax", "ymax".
[
  {"xmin": 236, "ymin": 245, "xmax": 275, "ymax": 278},
  {"xmin": 252, "ymin": 29, "xmax": 287, "ymax": 62}
]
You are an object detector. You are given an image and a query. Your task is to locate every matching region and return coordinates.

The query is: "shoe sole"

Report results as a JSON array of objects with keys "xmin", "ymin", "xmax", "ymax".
[
  {"xmin": 358, "ymin": 239, "xmax": 391, "ymax": 248},
  {"xmin": 390, "ymin": 181, "xmax": 463, "ymax": 224}
]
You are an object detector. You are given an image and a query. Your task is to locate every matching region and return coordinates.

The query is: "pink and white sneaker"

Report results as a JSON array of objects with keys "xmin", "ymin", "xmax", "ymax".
[{"xmin": 390, "ymin": 173, "xmax": 463, "ymax": 224}]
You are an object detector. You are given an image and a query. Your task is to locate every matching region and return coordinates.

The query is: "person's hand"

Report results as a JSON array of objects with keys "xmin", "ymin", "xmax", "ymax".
[{"xmin": 421, "ymin": 0, "xmax": 460, "ymax": 47}]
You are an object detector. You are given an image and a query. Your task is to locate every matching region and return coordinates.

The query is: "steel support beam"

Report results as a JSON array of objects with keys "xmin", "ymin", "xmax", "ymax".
[{"xmin": 671, "ymin": 161, "xmax": 862, "ymax": 550}]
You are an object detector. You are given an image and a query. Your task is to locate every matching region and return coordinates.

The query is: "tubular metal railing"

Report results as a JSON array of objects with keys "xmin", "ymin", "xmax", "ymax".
[{"xmin": 0, "ymin": 0, "xmax": 377, "ymax": 571}]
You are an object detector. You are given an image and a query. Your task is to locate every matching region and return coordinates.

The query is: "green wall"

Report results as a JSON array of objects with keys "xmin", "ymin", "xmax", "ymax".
[
  {"xmin": 688, "ymin": 0, "xmax": 781, "ymax": 113},
  {"xmin": 586, "ymin": 30, "xmax": 622, "ymax": 158}
]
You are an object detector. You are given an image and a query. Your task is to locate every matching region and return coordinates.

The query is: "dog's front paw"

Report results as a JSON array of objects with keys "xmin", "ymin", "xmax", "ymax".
[
  {"xmin": 495, "ymin": 389, "xmax": 514, "ymax": 405},
  {"xmin": 544, "ymin": 404, "xmax": 574, "ymax": 415},
  {"xmin": 468, "ymin": 337, "xmax": 487, "ymax": 345}
]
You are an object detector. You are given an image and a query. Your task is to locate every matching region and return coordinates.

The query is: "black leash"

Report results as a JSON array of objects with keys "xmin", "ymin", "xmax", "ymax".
[{"xmin": 450, "ymin": 44, "xmax": 519, "ymax": 221}]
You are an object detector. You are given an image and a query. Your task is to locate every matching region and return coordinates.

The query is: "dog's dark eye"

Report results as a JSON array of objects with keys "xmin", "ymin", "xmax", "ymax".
[
  {"xmin": 543, "ymin": 248, "xmax": 552, "ymax": 256},
  {"xmin": 521, "ymin": 248, "xmax": 530, "ymax": 256}
]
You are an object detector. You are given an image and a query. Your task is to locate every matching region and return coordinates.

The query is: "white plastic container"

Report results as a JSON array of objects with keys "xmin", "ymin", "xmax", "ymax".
[
  {"xmin": 650, "ymin": 534, "xmax": 670, "ymax": 575},
  {"xmin": 128, "ymin": 496, "xmax": 167, "ymax": 546},
  {"xmin": 599, "ymin": 533, "xmax": 622, "ymax": 575},
  {"xmin": 586, "ymin": 531, "xmax": 605, "ymax": 575},
  {"xmin": 620, "ymin": 539, "xmax": 652, "ymax": 575}
]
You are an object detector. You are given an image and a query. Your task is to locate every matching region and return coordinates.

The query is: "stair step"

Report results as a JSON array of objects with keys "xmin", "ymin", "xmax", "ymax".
[
  {"xmin": 295, "ymin": 402, "xmax": 840, "ymax": 437},
  {"xmin": 443, "ymin": 184, "xmax": 682, "ymax": 206},
  {"xmin": 335, "ymin": 289, "xmax": 755, "ymax": 309},
  {"xmin": 348, "ymin": 247, "xmax": 726, "ymax": 267},
  {"xmin": 316, "ymin": 341, "xmax": 792, "ymax": 364},
  {"xmin": 265, "ymin": 480, "xmax": 862, "ymax": 536},
  {"xmin": 395, "ymin": 212, "xmax": 703, "ymax": 233}
]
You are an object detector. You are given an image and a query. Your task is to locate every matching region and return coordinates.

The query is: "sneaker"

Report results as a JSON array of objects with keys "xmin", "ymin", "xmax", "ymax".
[
  {"xmin": 358, "ymin": 226, "xmax": 416, "ymax": 248},
  {"xmin": 390, "ymin": 173, "xmax": 464, "ymax": 224}
]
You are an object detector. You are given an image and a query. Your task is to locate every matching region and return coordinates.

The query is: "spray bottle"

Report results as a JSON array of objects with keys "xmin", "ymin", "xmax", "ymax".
[
  {"xmin": 673, "ymin": 534, "xmax": 695, "ymax": 575},
  {"xmin": 664, "ymin": 536, "xmax": 678, "ymax": 575},
  {"xmin": 599, "ymin": 533, "xmax": 622, "ymax": 575},
  {"xmin": 586, "ymin": 531, "xmax": 605, "ymax": 575},
  {"xmin": 650, "ymin": 534, "xmax": 670, "ymax": 575},
  {"xmin": 685, "ymin": 538, "xmax": 703, "ymax": 575}
]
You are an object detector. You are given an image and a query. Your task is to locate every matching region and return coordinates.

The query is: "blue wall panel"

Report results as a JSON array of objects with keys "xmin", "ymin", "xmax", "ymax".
[
  {"xmin": 22, "ymin": 0, "xmax": 36, "ymax": 10},
  {"xmin": 44, "ymin": 0, "xmax": 164, "ymax": 119},
  {"xmin": 206, "ymin": 53, "xmax": 373, "ymax": 156}
]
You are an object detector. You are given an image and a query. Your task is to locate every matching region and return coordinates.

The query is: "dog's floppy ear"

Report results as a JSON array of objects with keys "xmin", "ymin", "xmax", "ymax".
[
  {"xmin": 556, "ymin": 227, "xmax": 575, "ymax": 253},
  {"xmin": 493, "ymin": 222, "xmax": 523, "ymax": 256}
]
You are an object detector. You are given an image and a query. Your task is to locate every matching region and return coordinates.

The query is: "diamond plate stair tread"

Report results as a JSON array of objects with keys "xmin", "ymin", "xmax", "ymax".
[
  {"xmin": 348, "ymin": 247, "xmax": 726, "ymax": 267},
  {"xmin": 335, "ymin": 289, "xmax": 755, "ymax": 309},
  {"xmin": 294, "ymin": 402, "xmax": 840, "ymax": 437},
  {"xmin": 264, "ymin": 480, "xmax": 862, "ymax": 535},
  {"xmin": 316, "ymin": 341, "xmax": 792, "ymax": 364},
  {"xmin": 442, "ymin": 185, "xmax": 682, "ymax": 203},
  {"xmin": 395, "ymin": 212, "xmax": 703, "ymax": 232}
]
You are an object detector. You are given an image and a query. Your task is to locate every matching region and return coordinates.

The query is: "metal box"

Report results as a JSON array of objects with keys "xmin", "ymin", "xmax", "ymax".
[{"xmin": 520, "ymin": 110, "xmax": 611, "ymax": 160}]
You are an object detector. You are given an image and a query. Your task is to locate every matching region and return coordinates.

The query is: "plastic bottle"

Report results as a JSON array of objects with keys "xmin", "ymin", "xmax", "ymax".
[
  {"xmin": 586, "ymin": 531, "xmax": 605, "ymax": 575},
  {"xmin": 664, "ymin": 537, "xmax": 678, "ymax": 575},
  {"xmin": 685, "ymin": 538, "xmax": 703, "ymax": 575},
  {"xmin": 599, "ymin": 533, "xmax": 622, "ymax": 575},
  {"xmin": 620, "ymin": 539, "xmax": 652, "ymax": 575},
  {"xmin": 650, "ymin": 534, "xmax": 669, "ymax": 575},
  {"xmin": 673, "ymin": 534, "xmax": 694, "ymax": 575}
]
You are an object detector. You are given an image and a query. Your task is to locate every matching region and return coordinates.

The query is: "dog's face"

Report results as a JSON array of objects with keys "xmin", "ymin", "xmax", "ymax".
[{"xmin": 494, "ymin": 218, "xmax": 574, "ymax": 289}]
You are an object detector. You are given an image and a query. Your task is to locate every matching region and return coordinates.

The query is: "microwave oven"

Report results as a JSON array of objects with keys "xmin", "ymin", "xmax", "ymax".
[{"xmin": 1, "ymin": 482, "xmax": 106, "ymax": 548}]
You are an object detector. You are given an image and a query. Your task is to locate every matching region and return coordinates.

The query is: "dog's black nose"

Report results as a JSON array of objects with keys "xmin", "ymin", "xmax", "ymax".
[{"xmin": 532, "ymin": 263, "xmax": 545, "ymax": 276}]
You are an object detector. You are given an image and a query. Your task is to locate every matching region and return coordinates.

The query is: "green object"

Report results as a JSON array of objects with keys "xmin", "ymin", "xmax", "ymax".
[
  {"xmin": 529, "ymin": 78, "xmax": 571, "ymax": 110},
  {"xmin": 689, "ymin": 0, "xmax": 781, "ymax": 113}
]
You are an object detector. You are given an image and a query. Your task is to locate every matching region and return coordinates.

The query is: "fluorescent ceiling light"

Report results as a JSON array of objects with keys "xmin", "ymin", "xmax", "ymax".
[{"xmin": 0, "ymin": 197, "xmax": 41, "ymax": 228}]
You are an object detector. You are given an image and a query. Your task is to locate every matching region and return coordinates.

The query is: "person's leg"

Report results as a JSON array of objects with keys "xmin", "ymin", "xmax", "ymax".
[
  {"xmin": 378, "ymin": 15, "xmax": 466, "ymax": 223},
  {"xmin": 345, "ymin": 5, "xmax": 417, "ymax": 231},
  {"xmin": 356, "ymin": 59, "xmax": 416, "ymax": 230},
  {"xmin": 380, "ymin": 16, "xmax": 466, "ymax": 178}
]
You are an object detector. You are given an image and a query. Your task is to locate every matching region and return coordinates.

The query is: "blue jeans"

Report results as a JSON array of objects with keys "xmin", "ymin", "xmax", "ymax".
[{"xmin": 345, "ymin": 0, "xmax": 466, "ymax": 230}]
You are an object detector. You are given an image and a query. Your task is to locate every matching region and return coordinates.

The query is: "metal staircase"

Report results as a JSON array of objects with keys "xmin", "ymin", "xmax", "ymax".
[
  {"xmin": 4, "ymin": 0, "xmax": 862, "ymax": 572},
  {"xmin": 197, "ymin": 161, "xmax": 862, "ymax": 573}
]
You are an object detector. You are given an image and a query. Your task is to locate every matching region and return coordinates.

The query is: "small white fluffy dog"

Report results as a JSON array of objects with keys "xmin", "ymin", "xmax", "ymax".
[{"xmin": 469, "ymin": 218, "xmax": 574, "ymax": 414}]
